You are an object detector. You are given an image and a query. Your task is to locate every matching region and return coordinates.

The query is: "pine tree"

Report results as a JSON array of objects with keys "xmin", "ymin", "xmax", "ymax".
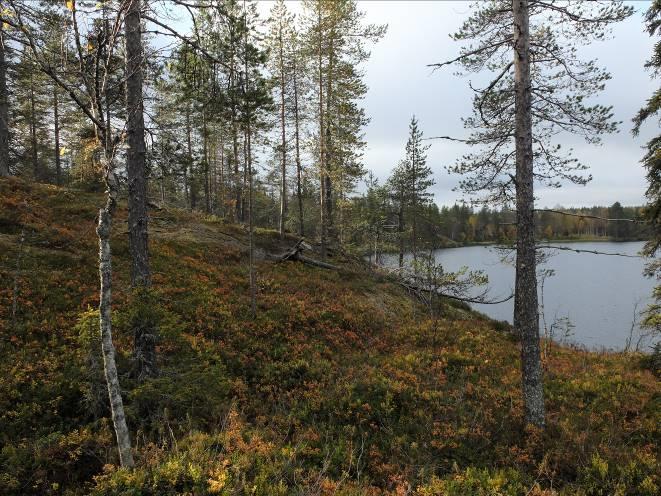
[
  {"xmin": 302, "ymin": 0, "xmax": 385, "ymax": 253},
  {"xmin": 11, "ymin": 48, "xmax": 51, "ymax": 181},
  {"xmin": 634, "ymin": 0, "xmax": 661, "ymax": 337},
  {"xmin": 0, "ymin": 23, "xmax": 9, "ymax": 177},
  {"xmin": 266, "ymin": 0, "xmax": 295, "ymax": 238},
  {"xmin": 433, "ymin": 0, "xmax": 632, "ymax": 427}
]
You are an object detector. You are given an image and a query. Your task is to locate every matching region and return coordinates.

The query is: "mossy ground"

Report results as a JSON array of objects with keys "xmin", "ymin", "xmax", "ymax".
[{"xmin": 0, "ymin": 178, "xmax": 658, "ymax": 495}]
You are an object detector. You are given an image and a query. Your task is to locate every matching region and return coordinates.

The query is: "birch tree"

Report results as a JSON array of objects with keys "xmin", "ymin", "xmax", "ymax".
[
  {"xmin": 2, "ymin": 0, "xmax": 135, "ymax": 466},
  {"xmin": 431, "ymin": 0, "xmax": 632, "ymax": 427}
]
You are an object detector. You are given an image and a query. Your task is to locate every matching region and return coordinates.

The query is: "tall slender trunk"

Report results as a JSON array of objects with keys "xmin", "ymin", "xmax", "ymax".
[
  {"xmin": 513, "ymin": 0, "xmax": 545, "ymax": 428},
  {"xmin": 97, "ymin": 157, "xmax": 134, "ymax": 468},
  {"xmin": 0, "ymin": 25, "xmax": 10, "ymax": 177},
  {"xmin": 29, "ymin": 76, "xmax": 38, "ymax": 180},
  {"xmin": 246, "ymin": 128, "xmax": 256, "ymax": 318},
  {"xmin": 184, "ymin": 106, "xmax": 192, "ymax": 210},
  {"xmin": 203, "ymin": 109, "xmax": 210, "ymax": 213},
  {"xmin": 324, "ymin": 34, "xmax": 334, "ymax": 245},
  {"xmin": 229, "ymin": 43, "xmax": 242, "ymax": 223},
  {"xmin": 125, "ymin": 0, "xmax": 156, "ymax": 380},
  {"xmin": 411, "ymin": 144, "xmax": 417, "ymax": 268},
  {"xmin": 211, "ymin": 129, "xmax": 218, "ymax": 212},
  {"xmin": 293, "ymin": 59, "xmax": 304, "ymax": 236},
  {"xmin": 232, "ymin": 117, "xmax": 240, "ymax": 222},
  {"xmin": 398, "ymin": 201, "xmax": 404, "ymax": 269},
  {"xmin": 244, "ymin": 4, "xmax": 256, "ymax": 317},
  {"xmin": 317, "ymin": 6, "xmax": 326, "ymax": 258},
  {"xmin": 278, "ymin": 26, "xmax": 287, "ymax": 237},
  {"xmin": 219, "ymin": 135, "xmax": 225, "ymax": 218},
  {"xmin": 53, "ymin": 86, "xmax": 61, "ymax": 186}
]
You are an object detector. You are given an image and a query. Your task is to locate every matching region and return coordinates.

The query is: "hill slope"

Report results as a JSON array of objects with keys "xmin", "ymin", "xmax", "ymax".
[{"xmin": 0, "ymin": 178, "xmax": 658, "ymax": 495}]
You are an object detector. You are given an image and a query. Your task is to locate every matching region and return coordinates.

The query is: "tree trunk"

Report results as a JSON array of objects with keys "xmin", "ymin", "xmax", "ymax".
[
  {"xmin": 97, "ymin": 159, "xmax": 134, "ymax": 468},
  {"xmin": 29, "ymin": 76, "xmax": 38, "ymax": 180},
  {"xmin": 411, "ymin": 144, "xmax": 417, "ymax": 268},
  {"xmin": 293, "ymin": 59, "xmax": 304, "ymax": 236},
  {"xmin": 278, "ymin": 27, "xmax": 287, "ymax": 238},
  {"xmin": 244, "ymin": 17, "xmax": 256, "ymax": 318},
  {"xmin": 324, "ymin": 34, "xmax": 334, "ymax": 245},
  {"xmin": 203, "ymin": 109, "xmax": 210, "ymax": 213},
  {"xmin": 125, "ymin": 0, "xmax": 156, "ymax": 380},
  {"xmin": 246, "ymin": 128, "xmax": 256, "ymax": 318},
  {"xmin": 53, "ymin": 85, "xmax": 61, "ymax": 186},
  {"xmin": 398, "ymin": 202, "xmax": 404, "ymax": 269},
  {"xmin": 219, "ymin": 135, "xmax": 225, "ymax": 218},
  {"xmin": 513, "ymin": 0, "xmax": 545, "ymax": 428},
  {"xmin": 0, "ymin": 25, "xmax": 10, "ymax": 177},
  {"xmin": 184, "ymin": 106, "xmax": 192, "ymax": 210},
  {"xmin": 317, "ymin": 5, "xmax": 327, "ymax": 258},
  {"xmin": 231, "ymin": 89, "xmax": 241, "ymax": 223}
]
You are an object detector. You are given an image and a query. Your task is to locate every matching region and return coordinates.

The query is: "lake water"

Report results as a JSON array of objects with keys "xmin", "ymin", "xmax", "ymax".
[{"xmin": 379, "ymin": 241, "xmax": 657, "ymax": 351}]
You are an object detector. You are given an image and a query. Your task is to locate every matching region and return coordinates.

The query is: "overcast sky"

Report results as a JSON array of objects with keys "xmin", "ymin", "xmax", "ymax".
[
  {"xmin": 257, "ymin": 0, "xmax": 655, "ymax": 208},
  {"xmin": 251, "ymin": 1, "xmax": 656, "ymax": 208}
]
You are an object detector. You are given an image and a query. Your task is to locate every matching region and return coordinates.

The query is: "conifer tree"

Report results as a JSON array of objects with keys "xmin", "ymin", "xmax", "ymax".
[
  {"xmin": 0, "ymin": 23, "xmax": 9, "ymax": 177},
  {"xmin": 634, "ymin": 0, "xmax": 661, "ymax": 337},
  {"xmin": 302, "ymin": 0, "xmax": 385, "ymax": 253},
  {"xmin": 433, "ymin": 0, "xmax": 632, "ymax": 427},
  {"xmin": 266, "ymin": 0, "xmax": 294, "ymax": 238},
  {"xmin": 404, "ymin": 116, "xmax": 433, "ymax": 264}
]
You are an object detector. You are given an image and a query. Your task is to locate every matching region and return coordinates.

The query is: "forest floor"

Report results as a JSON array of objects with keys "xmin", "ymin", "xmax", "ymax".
[{"xmin": 0, "ymin": 177, "xmax": 659, "ymax": 495}]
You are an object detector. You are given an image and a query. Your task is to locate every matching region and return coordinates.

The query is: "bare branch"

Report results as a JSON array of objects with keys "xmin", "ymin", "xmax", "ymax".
[
  {"xmin": 534, "ymin": 208, "xmax": 647, "ymax": 224},
  {"xmin": 537, "ymin": 245, "xmax": 641, "ymax": 258}
]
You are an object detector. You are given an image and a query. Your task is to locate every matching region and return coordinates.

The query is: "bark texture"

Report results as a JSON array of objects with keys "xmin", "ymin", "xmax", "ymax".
[
  {"xmin": 97, "ymin": 165, "xmax": 134, "ymax": 468},
  {"xmin": 125, "ymin": 0, "xmax": 156, "ymax": 379},
  {"xmin": 513, "ymin": 0, "xmax": 545, "ymax": 427},
  {"xmin": 0, "ymin": 25, "xmax": 9, "ymax": 177},
  {"xmin": 125, "ymin": 0, "xmax": 150, "ymax": 286}
]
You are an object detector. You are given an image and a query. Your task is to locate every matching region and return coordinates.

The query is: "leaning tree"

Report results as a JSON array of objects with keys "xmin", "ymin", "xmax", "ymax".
[{"xmin": 431, "ymin": 0, "xmax": 632, "ymax": 427}]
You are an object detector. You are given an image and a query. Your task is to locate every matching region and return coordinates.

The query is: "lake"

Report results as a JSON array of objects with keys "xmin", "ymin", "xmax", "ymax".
[{"xmin": 379, "ymin": 241, "xmax": 657, "ymax": 351}]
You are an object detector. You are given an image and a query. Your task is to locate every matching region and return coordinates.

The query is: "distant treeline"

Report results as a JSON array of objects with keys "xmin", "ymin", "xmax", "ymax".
[
  {"xmin": 346, "ymin": 197, "xmax": 647, "ymax": 253},
  {"xmin": 431, "ymin": 202, "xmax": 647, "ymax": 244}
]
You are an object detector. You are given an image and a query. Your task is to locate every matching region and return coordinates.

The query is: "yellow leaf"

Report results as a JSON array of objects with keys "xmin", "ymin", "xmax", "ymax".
[{"xmin": 65, "ymin": 0, "xmax": 74, "ymax": 11}]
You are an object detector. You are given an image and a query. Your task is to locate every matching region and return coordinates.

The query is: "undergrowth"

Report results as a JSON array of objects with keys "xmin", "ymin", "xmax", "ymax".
[{"xmin": 0, "ymin": 178, "xmax": 658, "ymax": 495}]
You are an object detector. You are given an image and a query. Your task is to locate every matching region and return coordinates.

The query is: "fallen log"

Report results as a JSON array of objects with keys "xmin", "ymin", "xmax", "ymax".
[
  {"xmin": 275, "ymin": 239, "xmax": 340, "ymax": 270},
  {"xmin": 296, "ymin": 254, "xmax": 339, "ymax": 270}
]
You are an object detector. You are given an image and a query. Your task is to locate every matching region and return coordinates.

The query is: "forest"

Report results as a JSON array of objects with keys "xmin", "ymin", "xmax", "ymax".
[{"xmin": 0, "ymin": 0, "xmax": 659, "ymax": 495}]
